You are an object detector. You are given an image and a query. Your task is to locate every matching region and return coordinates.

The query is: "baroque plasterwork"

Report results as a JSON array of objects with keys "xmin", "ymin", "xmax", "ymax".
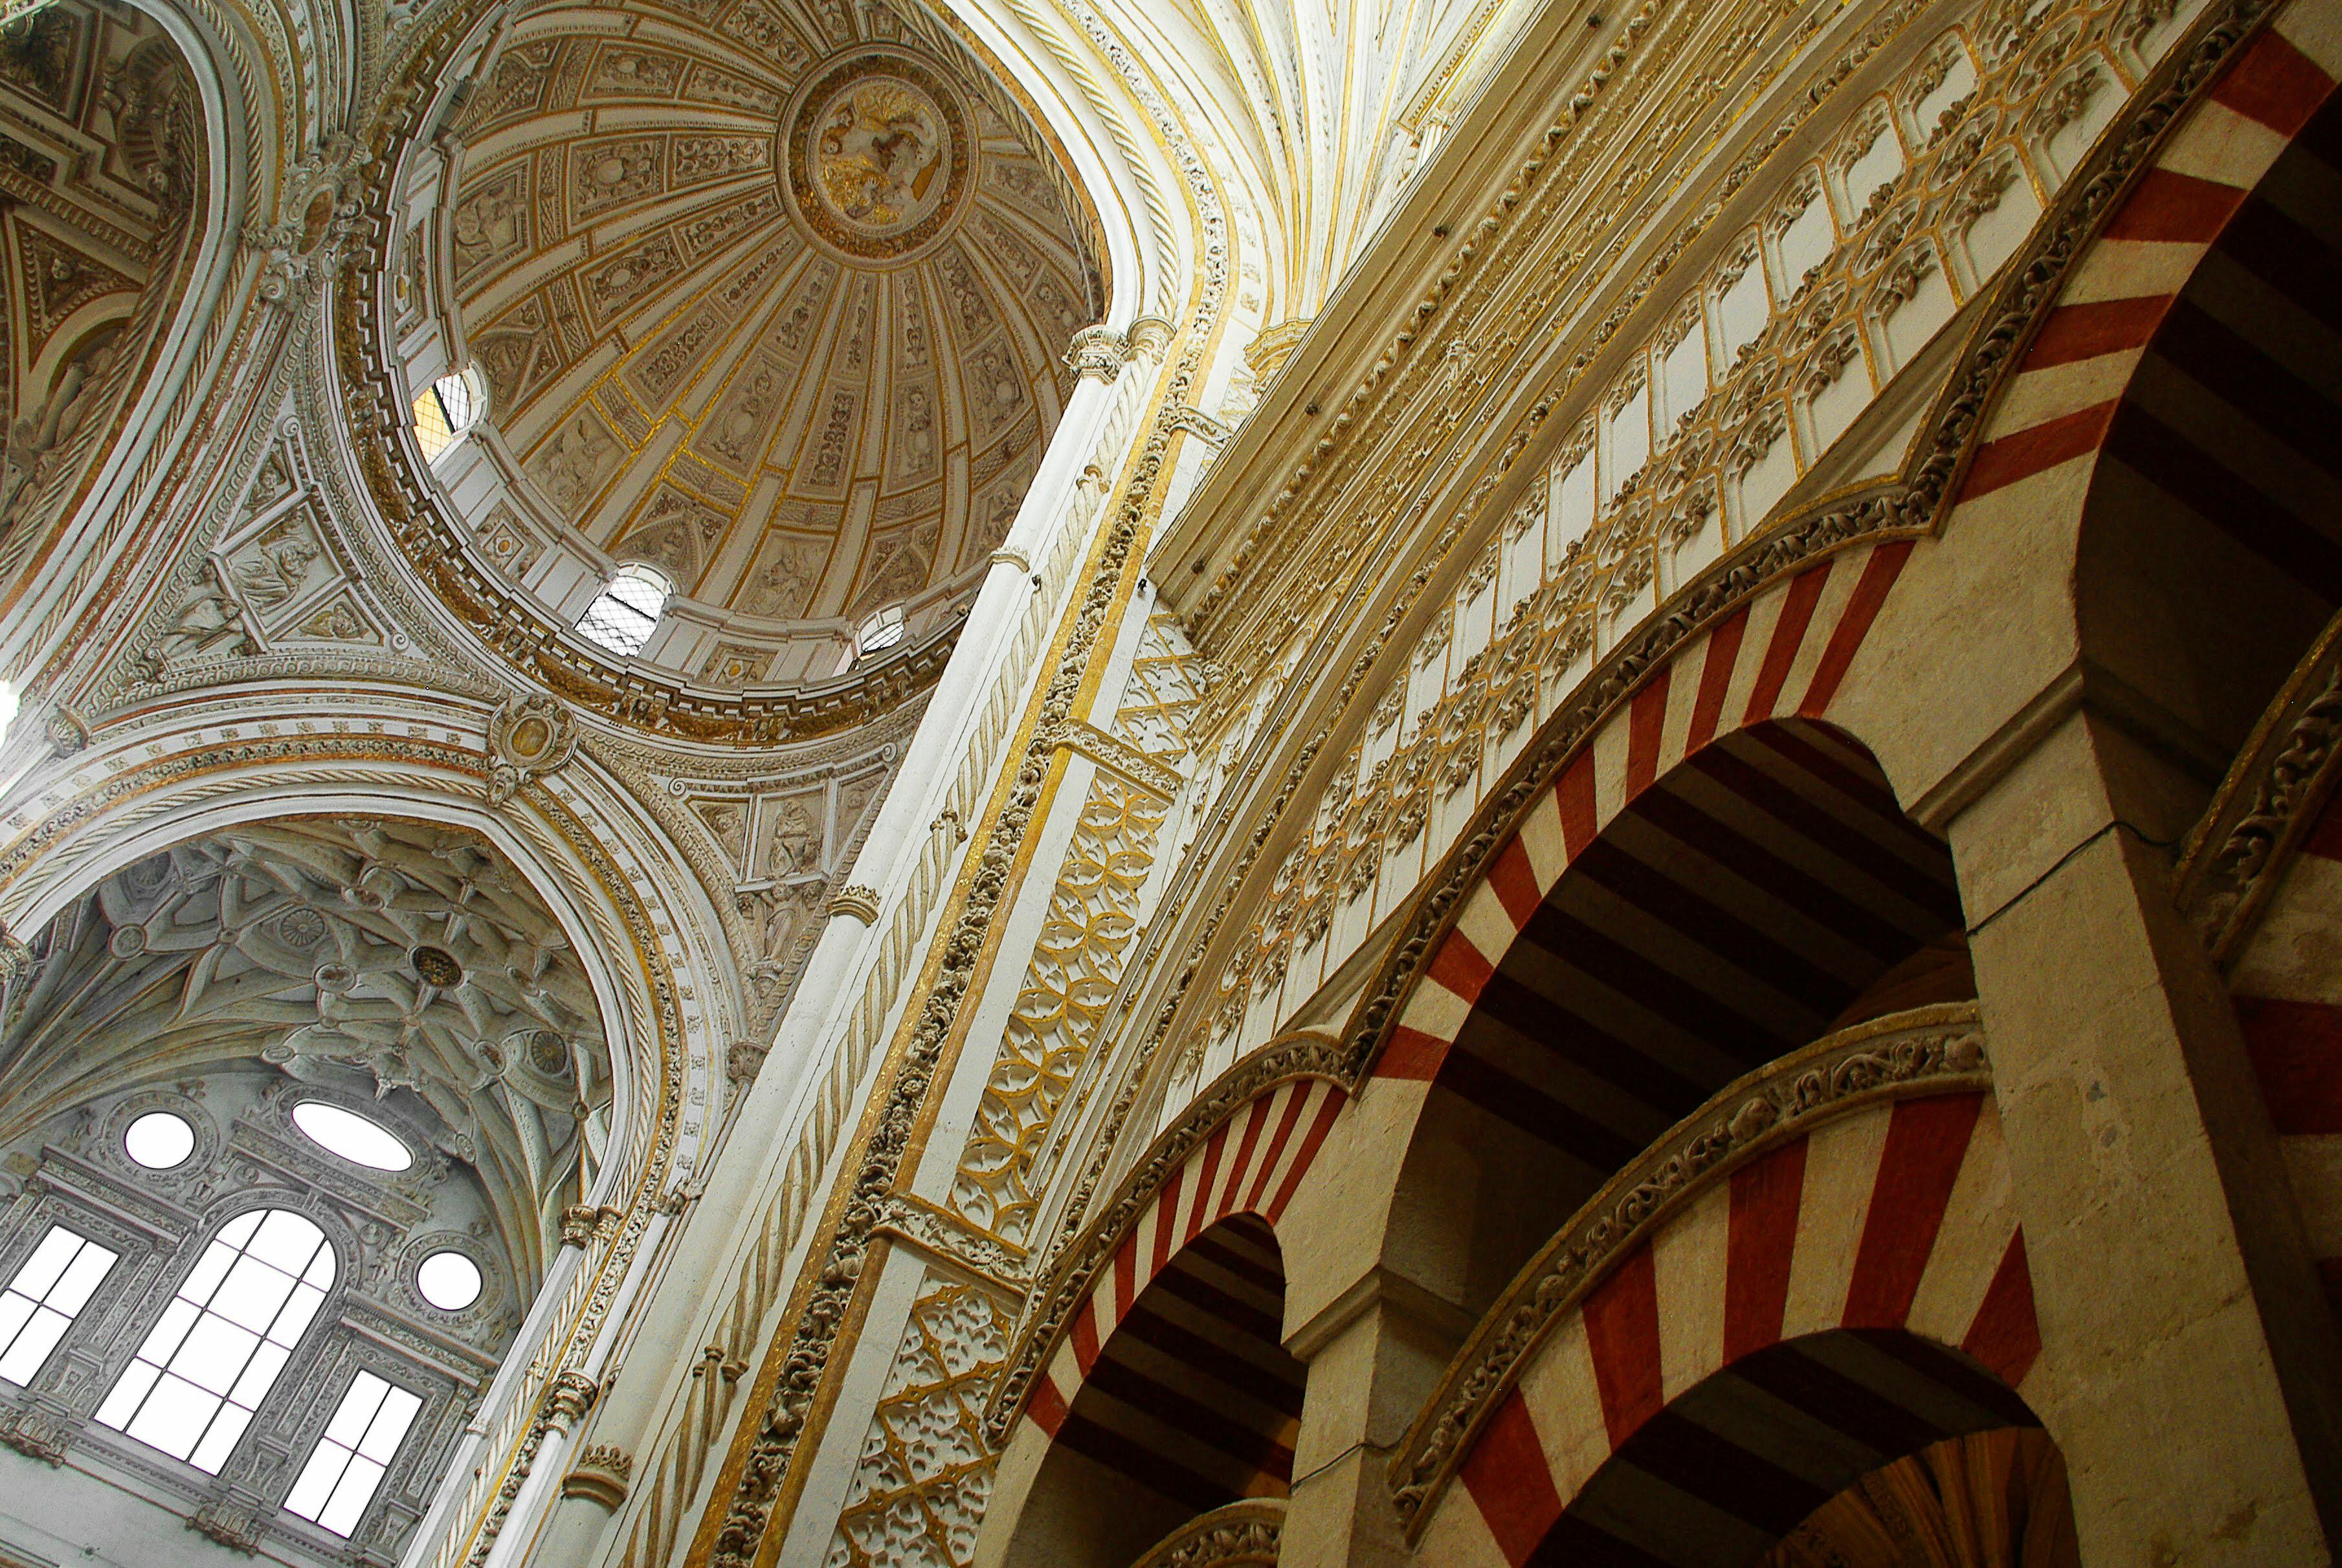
[
  {"xmin": 682, "ymin": 1, "xmax": 1237, "ymax": 1549},
  {"xmin": 1061, "ymin": 0, "xmax": 2243, "ymax": 1266},
  {"xmin": 0, "ymin": 707, "xmax": 719, "ymax": 1568},
  {"xmin": 316, "ymin": 0, "xmax": 1117, "ymax": 749}
]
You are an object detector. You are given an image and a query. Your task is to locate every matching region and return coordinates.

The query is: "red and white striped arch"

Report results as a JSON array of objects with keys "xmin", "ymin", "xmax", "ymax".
[
  {"xmin": 1373, "ymin": 536, "xmax": 1917, "ymax": 1083},
  {"xmin": 1946, "ymin": 10, "xmax": 2342, "ymax": 522},
  {"xmin": 1021, "ymin": 1076, "xmax": 1348, "ymax": 1439},
  {"xmin": 1412, "ymin": 1090, "xmax": 2042, "ymax": 1567}
]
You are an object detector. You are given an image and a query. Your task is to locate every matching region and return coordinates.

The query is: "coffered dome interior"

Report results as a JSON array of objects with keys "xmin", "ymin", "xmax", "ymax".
[{"xmin": 402, "ymin": 0, "xmax": 1105, "ymax": 690}]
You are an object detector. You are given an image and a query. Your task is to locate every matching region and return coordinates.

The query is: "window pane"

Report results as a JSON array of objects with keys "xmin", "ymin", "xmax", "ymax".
[
  {"xmin": 251, "ymin": 1211, "xmax": 326, "ymax": 1273},
  {"xmin": 212, "ymin": 1255, "xmax": 296, "ymax": 1333},
  {"xmin": 179, "ymin": 1241, "xmax": 234, "ymax": 1305},
  {"xmin": 51, "ymin": 1246, "xmax": 116, "ymax": 1314},
  {"xmin": 96, "ymin": 1359, "xmax": 159, "ymax": 1426},
  {"xmin": 0, "ymin": 1294, "xmax": 34, "ymax": 1351},
  {"xmin": 0, "ymin": 1310, "xmax": 67, "ymax": 1384},
  {"xmin": 12, "ymin": 1230, "xmax": 79, "ymax": 1299},
  {"xmin": 1, "ymin": 1229, "xmax": 117, "ymax": 1387},
  {"xmin": 327, "ymin": 1373, "xmax": 389, "ymax": 1445},
  {"xmin": 288, "ymin": 1373, "xmax": 420, "ymax": 1538},
  {"xmin": 271, "ymin": 1283, "xmax": 327, "ymax": 1344},
  {"xmin": 190, "ymin": 1402, "xmax": 253, "ymax": 1475},
  {"xmin": 142, "ymin": 1298, "xmax": 201, "ymax": 1362},
  {"xmin": 128, "ymin": 1373, "xmax": 212, "ymax": 1459},
  {"xmin": 100, "ymin": 1208, "xmax": 335, "ymax": 1475},
  {"xmin": 229, "ymin": 1342, "xmax": 291, "ymax": 1408},
  {"xmin": 606, "ymin": 573, "xmax": 667, "ymax": 615},
  {"xmin": 176, "ymin": 1316, "xmax": 260, "ymax": 1395},
  {"xmin": 359, "ymin": 1385, "xmax": 421, "ymax": 1463},
  {"xmin": 283, "ymin": 1444, "xmax": 346, "ymax": 1521},
  {"xmin": 320, "ymin": 1455, "xmax": 387, "ymax": 1535}
]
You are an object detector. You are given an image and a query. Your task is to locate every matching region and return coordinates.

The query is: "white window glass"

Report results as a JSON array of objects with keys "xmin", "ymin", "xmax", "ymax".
[
  {"xmin": 856, "ymin": 604, "xmax": 906, "ymax": 656},
  {"xmin": 575, "ymin": 563, "xmax": 673, "ymax": 657},
  {"xmin": 284, "ymin": 1371, "xmax": 422, "ymax": 1538},
  {"xmin": 0, "ymin": 1228, "xmax": 117, "ymax": 1385},
  {"xmin": 291, "ymin": 1102, "xmax": 413, "ymax": 1172},
  {"xmin": 1660, "ymin": 319, "xmax": 1708, "ymax": 426},
  {"xmin": 412, "ymin": 367, "xmax": 485, "ymax": 464},
  {"xmin": 414, "ymin": 1251, "xmax": 482, "ymax": 1311},
  {"xmin": 97, "ymin": 1209, "xmax": 334, "ymax": 1474},
  {"xmin": 124, "ymin": 1110, "xmax": 195, "ymax": 1169}
]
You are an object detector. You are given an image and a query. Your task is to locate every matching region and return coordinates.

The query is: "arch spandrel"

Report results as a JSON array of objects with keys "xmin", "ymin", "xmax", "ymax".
[
  {"xmin": 1394, "ymin": 1051, "xmax": 2038, "ymax": 1558},
  {"xmin": 983, "ymin": 1046, "xmax": 1352, "ymax": 1455}
]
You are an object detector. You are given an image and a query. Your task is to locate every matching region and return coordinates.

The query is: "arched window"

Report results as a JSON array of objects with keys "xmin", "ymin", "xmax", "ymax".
[
  {"xmin": 838, "ymin": 602, "xmax": 907, "ymax": 672},
  {"xmin": 411, "ymin": 364, "xmax": 487, "ymax": 464},
  {"xmin": 95, "ymin": 1208, "xmax": 335, "ymax": 1474},
  {"xmin": 575, "ymin": 562, "xmax": 673, "ymax": 657}
]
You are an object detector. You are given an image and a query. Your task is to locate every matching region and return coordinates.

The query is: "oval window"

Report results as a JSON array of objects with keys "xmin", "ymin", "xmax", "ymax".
[
  {"xmin": 291, "ymin": 1103, "xmax": 414, "ymax": 1172},
  {"xmin": 415, "ymin": 1250, "xmax": 483, "ymax": 1311},
  {"xmin": 124, "ymin": 1110, "xmax": 195, "ymax": 1169}
]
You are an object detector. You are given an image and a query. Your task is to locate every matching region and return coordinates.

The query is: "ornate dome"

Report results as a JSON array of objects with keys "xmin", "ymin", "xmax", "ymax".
[{"xmin": 394, "ymin": 0, "xmax": 1104, "ymax": 720}]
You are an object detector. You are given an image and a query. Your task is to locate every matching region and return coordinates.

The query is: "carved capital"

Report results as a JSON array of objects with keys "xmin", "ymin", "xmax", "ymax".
[
  {"xmin": 1124, "ymin": 314, "xmax": 1175, "ymax": 362},
  {"xmin": 559, "ymin": 1202, "xmax": 622, "ymax": 1248},
  {"xmin": 1064, "ymin": 324, "xmax": 1131, "ymax": 382},
  {"xmin": 725, "ymin": 1039, "xmax": 768, "ymax": 1087},
  {"xmin": 829, "ymin": 885, "xmax": 880, "ymax": 923},
  {"xmin": 546, "ymin": 1369, "xmax": 600, "ymax": 1428},
  {"xmin": 561, "ymin": 1442, "xmax": 633, "ymax": 1509}
]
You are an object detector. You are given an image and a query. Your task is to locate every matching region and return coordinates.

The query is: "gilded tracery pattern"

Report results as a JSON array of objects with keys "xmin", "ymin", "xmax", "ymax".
[{"xmin": 823, "ymin": 614, "xmax": 1199, "ymax": 1565}]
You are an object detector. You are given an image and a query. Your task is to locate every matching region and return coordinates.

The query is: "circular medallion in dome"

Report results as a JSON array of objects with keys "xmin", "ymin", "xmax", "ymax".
[{"xmin": 785, "ymin": 55, "xmax": 970, "ymax": 260}]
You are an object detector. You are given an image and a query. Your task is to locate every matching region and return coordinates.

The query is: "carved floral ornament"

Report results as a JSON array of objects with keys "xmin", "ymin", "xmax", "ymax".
[
  {"xmin": 684, "ymin": 0, "xmax": 1239, "ymax": 1538},
  {"xmin": 2174, "ymin": 605, "xmax": 2342, "ymax": 964},
  {"xmin": 1139, "ymin": 0, "xmax": 2279, "ymax": 1110},
  {"xmin": 1130, "ymin": 1499, "xmax": 1284, "ymax": 1567},
  {"xmin": 485, "ymin": 691, "xmax": 579, "ymax": 804},
  {"xmin": 1171, "ymin": 0, "xmax": 2205, "ymax": 727}
]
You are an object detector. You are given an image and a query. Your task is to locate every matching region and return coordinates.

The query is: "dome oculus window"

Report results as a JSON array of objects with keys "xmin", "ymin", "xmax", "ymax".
[
  {"xmin": 96, "ymin": 1209, "xmax": 335, "ymax": 1473},
  {"xmin": 575, "ymin": 563, "xmax": 673, "ymax": 657},
  {"xmin": 124, "ymin": 1110, "xmax": 195, "ymax": 1169},
  {"xmin": 0, "ymin": 1226, "xmax": 118, "ymax": 1386},
  {"xmin": 411, "ymin": 365, "xmax": 486, "ymax": 465},
  {"xmin": 414, "ymin": 1250, "xmax": 482, "ymax": 1311},
  {"xmin": 284, "ymin": 1370, "xmax": 423, "ymax": 1537},
  {"xmin": 291, "ymin": 1102, "xmax": 414, "ymax": 1172}
]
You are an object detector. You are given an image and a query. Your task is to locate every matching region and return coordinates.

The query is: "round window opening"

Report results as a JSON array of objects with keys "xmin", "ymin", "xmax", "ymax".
[
  {"xmin": 291, "ymin": 1102, "xmax": 414, "ymax": 1172},
  {"xmin": 416, "ymin": 1250, "xmax": 483, "ymax": 1311},
  {"xmin": 124, "ymin": 1110, "xmax": 195, "ymax": 1169}
]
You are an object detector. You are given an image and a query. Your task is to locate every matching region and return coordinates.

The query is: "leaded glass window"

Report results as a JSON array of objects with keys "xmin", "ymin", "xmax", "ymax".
[
  {"xmin": 95, "ymin": 1208, "xmax": 334, "ymax": 1473},
  {"xmin": 284, "ymin": 1371, "xmax": 423, "ymax": 1536},
  {"xmin": 0, "ymin": 1226, "xmax": 117, "ymax": 1385}
]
